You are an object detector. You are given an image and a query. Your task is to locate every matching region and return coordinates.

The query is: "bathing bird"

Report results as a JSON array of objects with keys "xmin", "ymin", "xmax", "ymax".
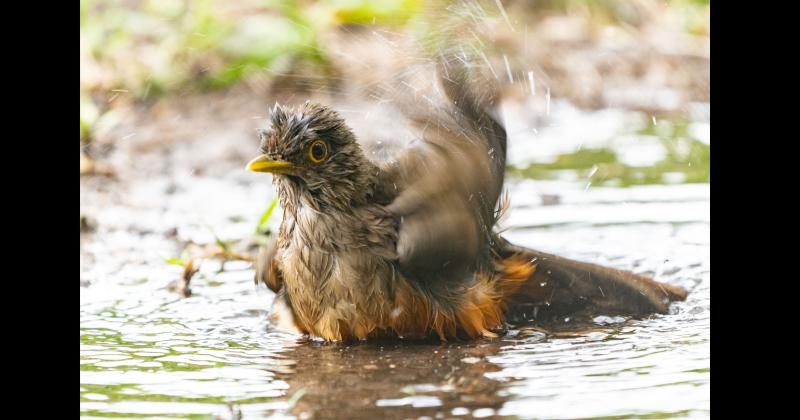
[{"xmin": 246, "ymin": 55, "xmax": 687, "ymax": 342}]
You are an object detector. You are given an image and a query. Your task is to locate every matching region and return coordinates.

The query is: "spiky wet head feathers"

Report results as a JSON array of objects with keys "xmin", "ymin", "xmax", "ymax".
[{"xmin": 258, "ymin": 102, "xmax": 377, "ymax": 212}]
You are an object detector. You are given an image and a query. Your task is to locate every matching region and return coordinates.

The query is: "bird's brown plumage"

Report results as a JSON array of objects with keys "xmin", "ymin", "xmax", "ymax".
[{"xmin": 250, "ymin": 53, "xmax": 687, "ymax": 342}]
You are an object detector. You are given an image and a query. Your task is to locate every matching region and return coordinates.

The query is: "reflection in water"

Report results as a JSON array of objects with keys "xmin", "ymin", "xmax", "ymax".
[{"xmin": 276, "ymin": 338, "xmax": 508, "ymax": 419}]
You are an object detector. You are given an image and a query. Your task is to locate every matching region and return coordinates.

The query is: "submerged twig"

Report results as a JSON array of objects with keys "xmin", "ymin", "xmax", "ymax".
[{"xmin": 167, "ymin": 258, "xmax": 199, "ymax": 297}]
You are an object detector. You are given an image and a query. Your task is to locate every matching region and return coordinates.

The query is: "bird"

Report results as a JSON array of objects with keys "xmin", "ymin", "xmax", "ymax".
[{"xmin": 246, "ymin": 54, "xmax": 687, "ymax": 342}]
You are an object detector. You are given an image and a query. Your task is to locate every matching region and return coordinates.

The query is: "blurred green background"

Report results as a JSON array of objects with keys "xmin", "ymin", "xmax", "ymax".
[
  {"xmin": 80, "ymin": 0, "xmax": 423, "ymax": 141},
  {"xmin": 80, "ymin": 0, "xmax": 709, "ymax": 186}
]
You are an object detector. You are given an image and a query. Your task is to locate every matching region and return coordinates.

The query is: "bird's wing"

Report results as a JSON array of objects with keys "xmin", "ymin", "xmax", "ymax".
[
  {"xmin": 353, "ymin": 55, "xmax": 507, "ymax": 287},
  {"xmin": 254, "ymin": 236, "xmax": 308, "ymax": 334},
  {"xmin": 254, "ymin": 234, "xmax": 283, "ymax": 293}
]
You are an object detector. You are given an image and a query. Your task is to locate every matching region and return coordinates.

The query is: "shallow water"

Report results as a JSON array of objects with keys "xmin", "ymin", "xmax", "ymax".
[{"xmin": 81, "ymin": 103, "xmax": 710, "ymax": 419}]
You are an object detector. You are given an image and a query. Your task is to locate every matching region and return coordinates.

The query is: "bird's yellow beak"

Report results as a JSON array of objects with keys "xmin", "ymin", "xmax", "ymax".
[{"xmin": 246, "ymin": 154, "xmax": 295, "ymax": 174}]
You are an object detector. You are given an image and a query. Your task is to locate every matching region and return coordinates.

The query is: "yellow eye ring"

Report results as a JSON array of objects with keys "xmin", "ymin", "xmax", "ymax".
[{"xmin": 308, "ymin": 140, "xmax": 328, "ymax": 164}]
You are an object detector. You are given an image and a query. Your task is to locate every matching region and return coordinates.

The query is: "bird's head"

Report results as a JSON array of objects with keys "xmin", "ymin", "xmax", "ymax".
[{"xmin": 247, "ymin": 102, "xmax": 373, "ymax": 210}]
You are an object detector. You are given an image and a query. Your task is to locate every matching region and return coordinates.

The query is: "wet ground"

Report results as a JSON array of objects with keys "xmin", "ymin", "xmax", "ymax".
[{"xmin": 80, "ymin": 94, "xmax": 710, "ymax": 419}]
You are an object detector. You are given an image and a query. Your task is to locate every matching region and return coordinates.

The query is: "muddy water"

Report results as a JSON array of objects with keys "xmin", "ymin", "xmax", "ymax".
[{"xmin": 80, "ymin": 102, "xmax": 710, "ymax": 419}]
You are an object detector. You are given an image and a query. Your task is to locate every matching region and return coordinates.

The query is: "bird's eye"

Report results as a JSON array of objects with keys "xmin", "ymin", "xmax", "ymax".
[{"xmin": 308, "ymin": 140, "xmax": 328, "ymax": 164}]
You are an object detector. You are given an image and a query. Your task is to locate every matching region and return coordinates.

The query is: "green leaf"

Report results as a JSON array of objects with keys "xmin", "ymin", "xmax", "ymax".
[
  {"xmin": 256, "ymin": 197, "xmax": 280, "ymax": 234},
  {"xmin": 164, "ymin": 257, "xmax": 185, "ymax": 267},
  {"xmin": 214, "ymin": 235, "xmax": 230, "ymax": 253}
]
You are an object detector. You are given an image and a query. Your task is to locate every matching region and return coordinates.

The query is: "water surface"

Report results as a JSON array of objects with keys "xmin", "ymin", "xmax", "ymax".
[{"xmin": 80, "ymin": 103, "xmax": 710, "ymax": 419}]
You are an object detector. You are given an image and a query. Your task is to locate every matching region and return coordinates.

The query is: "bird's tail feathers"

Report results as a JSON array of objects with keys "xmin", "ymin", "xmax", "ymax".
[{"xmin": 495, "ymin": 241, "xmax": 688, "ymax": 323}]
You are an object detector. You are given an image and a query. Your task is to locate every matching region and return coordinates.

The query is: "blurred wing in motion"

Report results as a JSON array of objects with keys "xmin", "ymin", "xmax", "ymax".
[{"xmin": 361, "ymin": 52, "xmax": 508, "ymax": 287}]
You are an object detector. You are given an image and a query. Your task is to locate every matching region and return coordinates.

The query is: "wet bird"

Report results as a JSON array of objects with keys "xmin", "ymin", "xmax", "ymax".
[{"xmin": 247, "ymin": 56, "xmax": 687, "ymax": 342}]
